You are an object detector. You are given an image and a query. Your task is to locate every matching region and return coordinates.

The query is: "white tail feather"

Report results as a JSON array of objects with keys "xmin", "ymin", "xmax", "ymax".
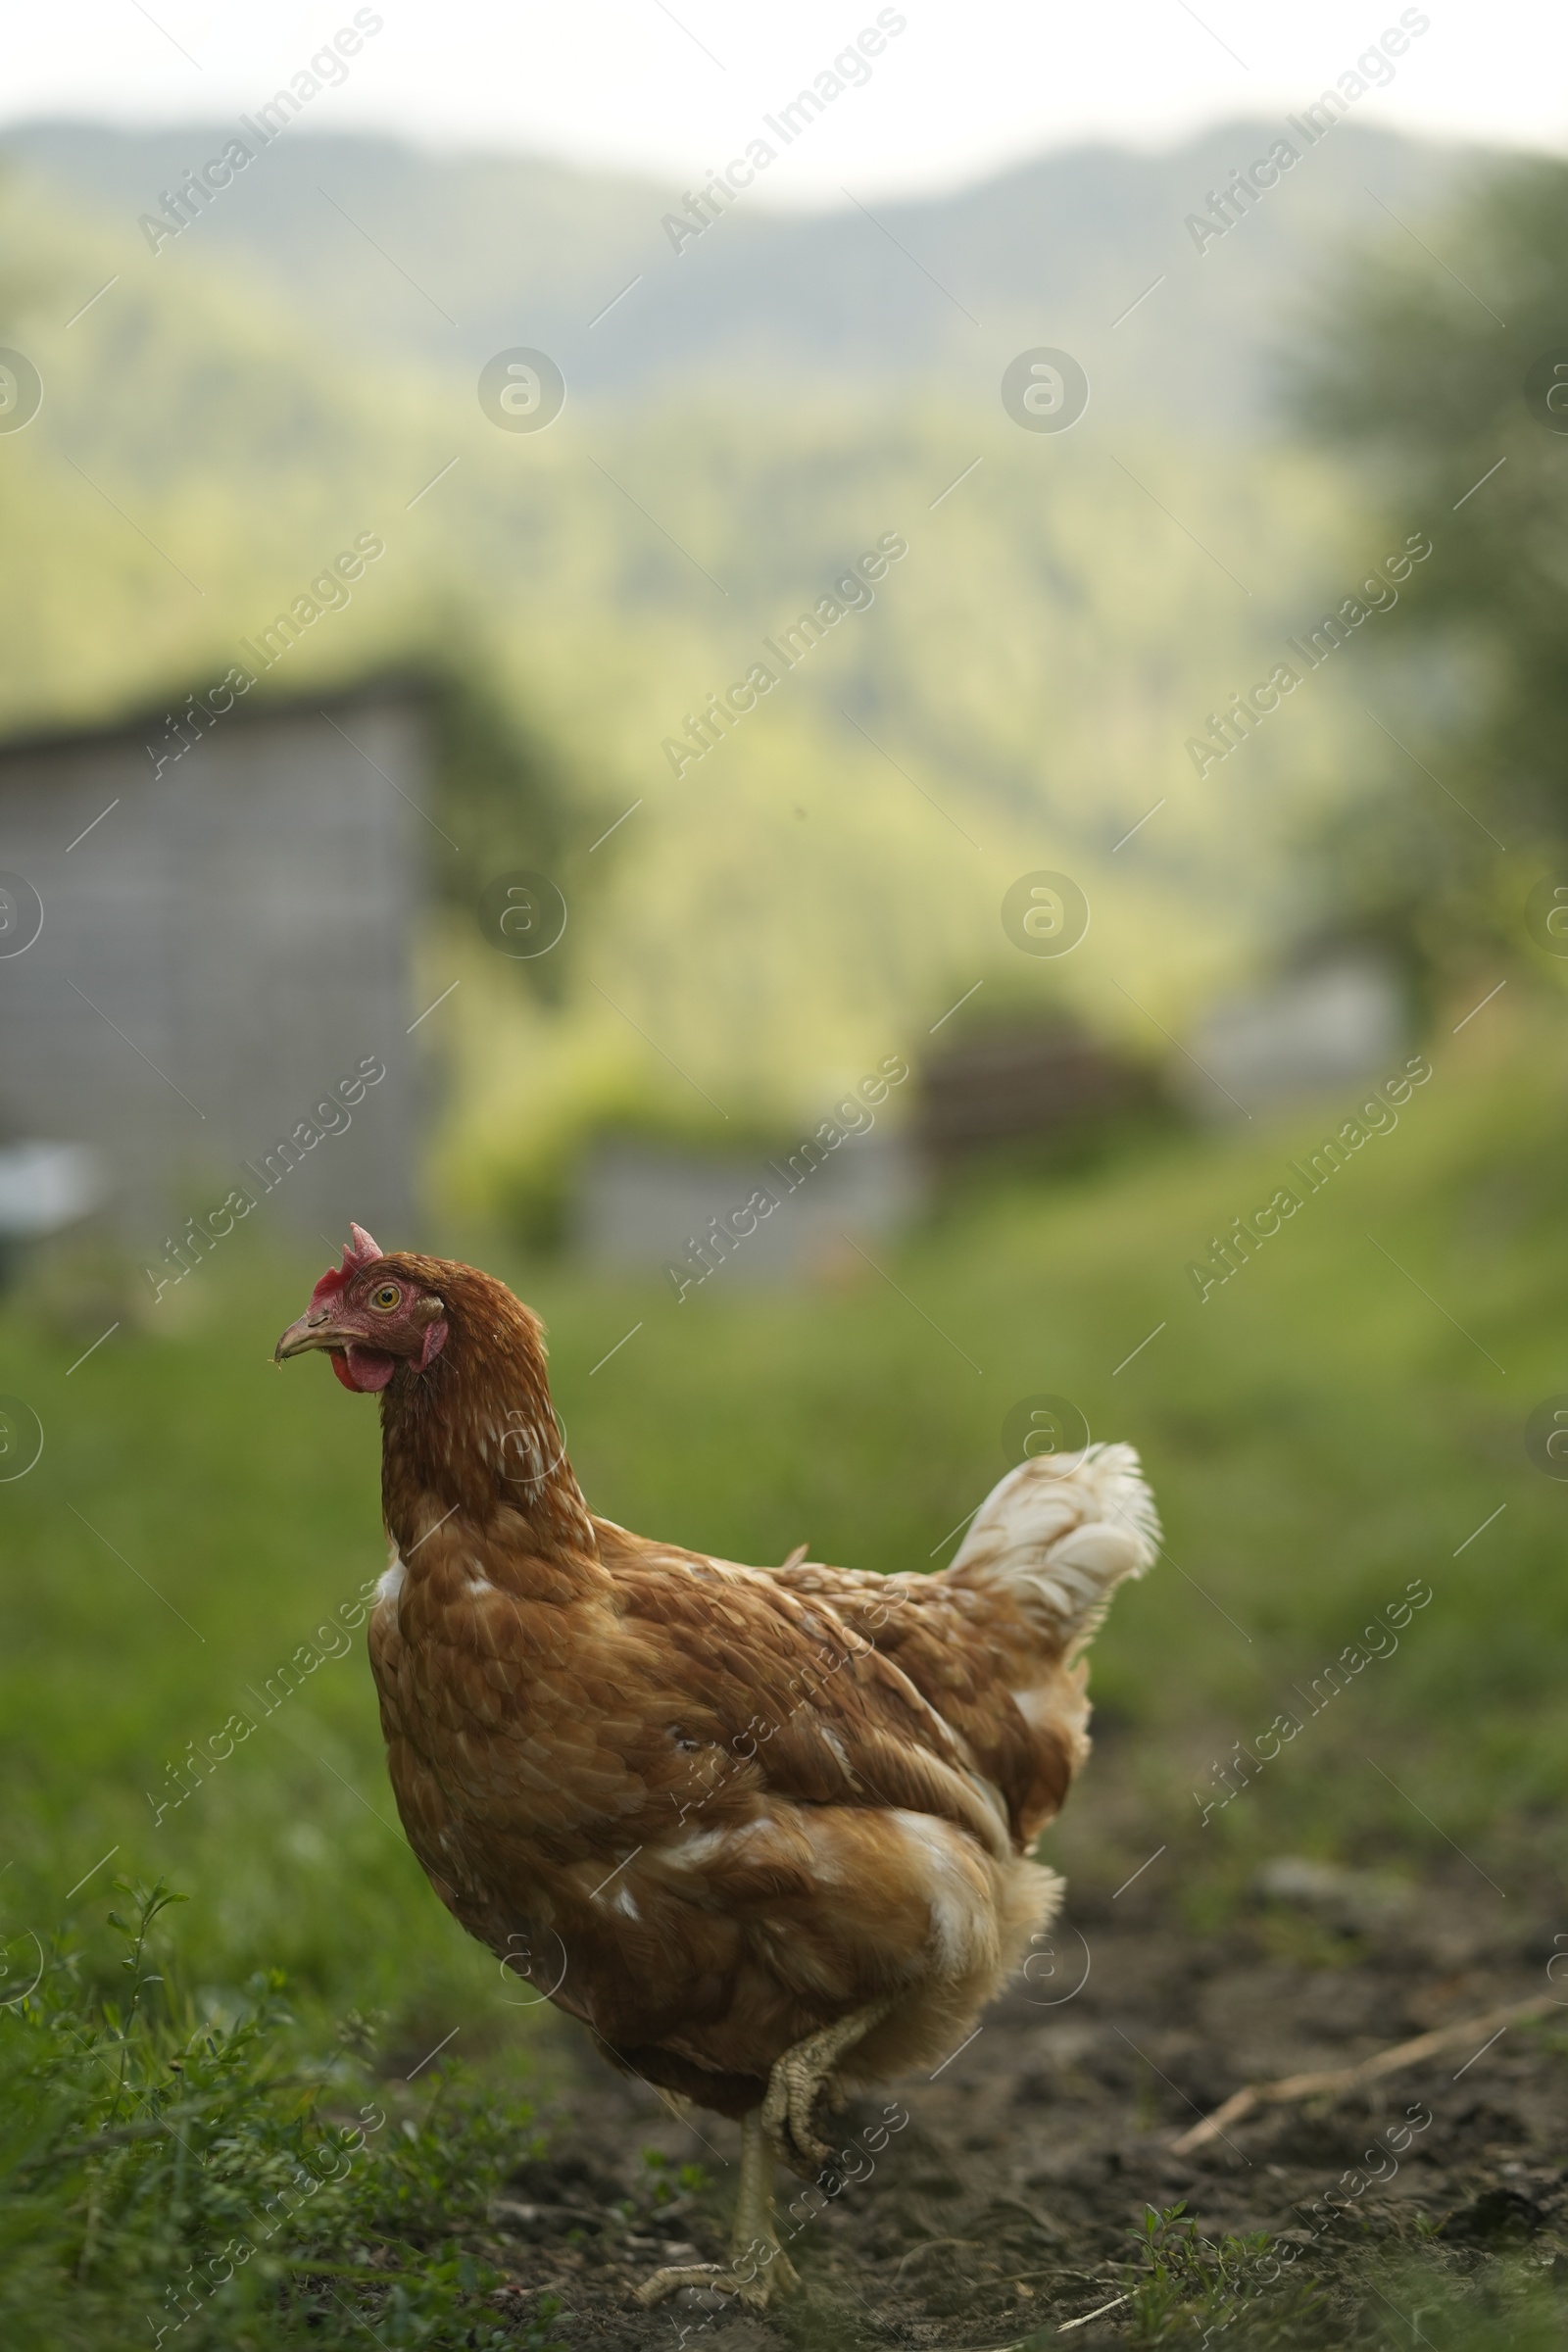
[{"xmin": 948, "ymin": 1442, "xmax": 1159, "ymax": 1653}]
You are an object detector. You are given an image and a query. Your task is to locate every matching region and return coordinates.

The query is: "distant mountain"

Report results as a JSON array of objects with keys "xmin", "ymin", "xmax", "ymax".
[{"xmin": 4, "ymin": 117, "xmax": 1479, "ymax": 426}]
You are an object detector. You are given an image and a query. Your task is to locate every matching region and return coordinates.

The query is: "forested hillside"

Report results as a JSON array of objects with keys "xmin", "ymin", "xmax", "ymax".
[{"xmin": 0, "ymin": 119, "xmax": 1488, "ymax": 1201}]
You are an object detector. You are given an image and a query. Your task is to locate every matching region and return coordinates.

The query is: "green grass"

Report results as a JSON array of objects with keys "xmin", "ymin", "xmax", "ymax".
[
  {"xmin": 2, "ymin": 1016, "xmax": 1565, "ymax": 2340},
  {"xmin": 0, "ymin": 1880, "xmax": 564, "ymax": 2352},
  {"xmin": 1107, "ymin": 2202, "xmax": 1568, "ymax": 2350}
]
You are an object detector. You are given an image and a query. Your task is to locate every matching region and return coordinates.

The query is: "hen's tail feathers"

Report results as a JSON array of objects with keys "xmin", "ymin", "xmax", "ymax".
[{"xmin": 947, "ymin": 1442, "xmax": 1159, "ymax": 1657}]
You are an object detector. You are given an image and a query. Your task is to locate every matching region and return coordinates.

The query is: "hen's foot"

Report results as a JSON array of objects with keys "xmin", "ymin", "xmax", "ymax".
[
  {"xmin": 633, "ymin": 2260, "xmax": 793, "ymax": 2311},
  {"xmin": 760, "ymin": 1996, "xmax": 895, "ymax": 2179}
]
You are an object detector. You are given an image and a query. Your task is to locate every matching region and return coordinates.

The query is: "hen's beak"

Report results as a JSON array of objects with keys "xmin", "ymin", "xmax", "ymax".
[{"xmin": 273, "ymin": 1308, "xmax": 345, "ymax": 1365}]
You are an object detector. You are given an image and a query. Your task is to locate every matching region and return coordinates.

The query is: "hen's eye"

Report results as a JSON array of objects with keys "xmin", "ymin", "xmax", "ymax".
[{"xmin": 370, "ymin": 1284, "xmax": 401, "ymax": 1312}]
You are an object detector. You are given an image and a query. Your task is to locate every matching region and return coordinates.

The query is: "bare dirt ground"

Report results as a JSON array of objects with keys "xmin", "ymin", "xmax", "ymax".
[{"xmin": 458, "ymin": 1857, "xmax": 1568, "ymax": 2351}]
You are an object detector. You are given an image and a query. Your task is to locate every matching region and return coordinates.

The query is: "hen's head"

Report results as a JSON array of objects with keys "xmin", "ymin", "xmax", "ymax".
[{"xmin": 273, "ymin": 1223, "xmax": 449, "ymax": 1394}]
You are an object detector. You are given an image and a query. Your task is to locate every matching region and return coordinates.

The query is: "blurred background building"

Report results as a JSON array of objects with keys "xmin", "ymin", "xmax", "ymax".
[
  {"xmin": 1177, "ymin": 955, "xmax": 1408, "ymax": 1121},
  {"xmin": 0, "ymin": 679, "xmax": 426, "ymax": 1257}
]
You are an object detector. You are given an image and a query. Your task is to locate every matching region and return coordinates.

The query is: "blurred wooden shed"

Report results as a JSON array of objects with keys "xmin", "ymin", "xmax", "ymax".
[
  {"xmin": 0, "ymin": 675, "xmax": 432, "ymax": 1259},
  {"xmin": 918, "ymin": 1022, "xmax": 1145, "ymax": 1164}
]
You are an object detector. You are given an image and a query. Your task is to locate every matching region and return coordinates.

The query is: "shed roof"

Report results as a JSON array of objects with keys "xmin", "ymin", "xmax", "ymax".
[{"xmin": 0, "ymin": 664, "xmax": 441, "ymax": 768}]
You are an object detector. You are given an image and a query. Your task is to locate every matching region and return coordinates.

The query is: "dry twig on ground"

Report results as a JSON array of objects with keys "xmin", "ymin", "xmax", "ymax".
[{"xmin": 1171, "ymin": 1993, "xmax": 1559, "ymax": 2154}]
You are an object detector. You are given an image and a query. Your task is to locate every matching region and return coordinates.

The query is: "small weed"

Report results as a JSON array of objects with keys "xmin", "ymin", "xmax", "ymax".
[
  {"xmin": 1121, "ymin": 2204, "xmax": 1326, "ymax": 2346},
  {"xmin": 640, "ymin": 2145, "xmax": 711, "ymax": 2207}
]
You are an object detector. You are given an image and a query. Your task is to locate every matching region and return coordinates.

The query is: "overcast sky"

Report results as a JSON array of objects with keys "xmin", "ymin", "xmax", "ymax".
[{"xmin": 7, "ymin": 1, "xmax": 1565, "ymax": 201}]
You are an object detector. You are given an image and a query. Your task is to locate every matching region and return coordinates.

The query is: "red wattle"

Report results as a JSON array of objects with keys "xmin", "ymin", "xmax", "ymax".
[{"xmin": 330, "ymin": 1347, "xmax": 397, "ymax": 1393}]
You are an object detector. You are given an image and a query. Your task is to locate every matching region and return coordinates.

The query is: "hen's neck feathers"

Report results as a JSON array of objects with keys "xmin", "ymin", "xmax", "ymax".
[{"xmin": 373, "ymin": 1257, "xmax": 595, "ymax": 1561}]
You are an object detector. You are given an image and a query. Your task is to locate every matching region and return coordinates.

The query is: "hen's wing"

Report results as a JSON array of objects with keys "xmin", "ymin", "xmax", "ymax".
[{"xmin": 598, "ymin": 1517, "xmax": 1018, "ymax": 1855}]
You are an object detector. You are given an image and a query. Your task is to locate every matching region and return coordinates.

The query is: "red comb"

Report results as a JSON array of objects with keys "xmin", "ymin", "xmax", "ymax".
[{"xmin": 309, "ymin": 1222, "xmax": 383, "ymax": 1307}]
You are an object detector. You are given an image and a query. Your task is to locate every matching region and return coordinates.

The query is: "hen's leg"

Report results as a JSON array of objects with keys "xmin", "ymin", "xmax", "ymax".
[
  {"xmin": 761, "ymin": 1995, "xmax": 894, "ymax": 2178},
  {"xmin": 731, "ymin": 2108, "xmax": 800, "ymax": 2296},
  {"xmin": 633, "ymin": 2108, "xmax": 798, "ymax": 2309}
]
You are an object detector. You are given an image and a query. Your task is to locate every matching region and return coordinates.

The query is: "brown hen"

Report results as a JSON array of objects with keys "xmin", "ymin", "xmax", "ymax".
[{"xmin": 274, "ymin": 1225, "xmax": 1157, "ymax": 2307}]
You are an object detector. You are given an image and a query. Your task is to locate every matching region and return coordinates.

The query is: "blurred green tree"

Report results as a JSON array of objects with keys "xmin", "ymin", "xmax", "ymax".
[{"xmin": 1289, "ymin": 155, "xmax": 1568, "ymax": 990}]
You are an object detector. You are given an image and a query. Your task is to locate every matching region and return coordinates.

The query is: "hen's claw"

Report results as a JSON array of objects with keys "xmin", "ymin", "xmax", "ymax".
[
  {"xmin": 760, "ymin": 2040, "xmax": 839, "ymax": 2177},
  {"xmin": 760, "ymin": 1997, "xmax": 895, "ymax": 2180}
]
